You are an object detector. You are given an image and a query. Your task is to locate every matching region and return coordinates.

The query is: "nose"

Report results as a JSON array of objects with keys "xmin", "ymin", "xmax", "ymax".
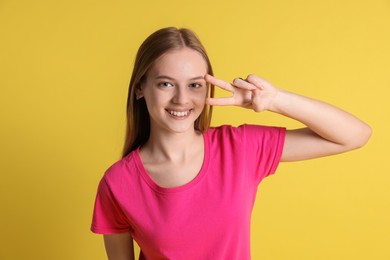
[{"xmin": 172, "ymin": 86, "xmax": 190, "ymax": 104}]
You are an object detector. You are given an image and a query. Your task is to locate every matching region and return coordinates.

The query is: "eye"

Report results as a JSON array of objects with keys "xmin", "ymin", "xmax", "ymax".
[
  {"xmin": 189, "ymin": 83, "xmax": 203, "ymax": 88},
  {"xmin": 158, "ymin": 82, "xmax": 173, "ymax": 88}
]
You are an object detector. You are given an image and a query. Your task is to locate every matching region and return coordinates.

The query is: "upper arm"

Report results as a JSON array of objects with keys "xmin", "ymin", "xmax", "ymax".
[
  {"xmin": 281, "ymin": 127, "xmax": 356, "ymax": 162},
  {"xmin": 103, "ymin": 233, "xmax": 135, "ymax": 260}
]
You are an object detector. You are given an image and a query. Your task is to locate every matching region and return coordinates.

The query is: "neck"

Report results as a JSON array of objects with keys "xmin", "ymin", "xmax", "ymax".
[{"xmin": 141, "ymin": 127, "xmax": 203, "ymax": 163}]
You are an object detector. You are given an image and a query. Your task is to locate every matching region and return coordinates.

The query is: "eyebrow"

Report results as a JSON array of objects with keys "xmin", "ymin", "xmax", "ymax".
[{"xmin": 154, "ymin": 75, "xmax": 205, "ymax": 81}]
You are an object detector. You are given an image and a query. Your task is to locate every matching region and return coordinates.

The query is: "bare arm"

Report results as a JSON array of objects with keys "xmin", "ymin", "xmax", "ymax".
[
  {"xmin": 103, "ymin": 233, "xmax": 135, "ymax": 260},
  {"xmin": 205, "ymin": 74, "xmax": 372, "ymax": 161},
  {"xmin": 269, "ymin": 89, "xmax": 371, "ymax": 161}
]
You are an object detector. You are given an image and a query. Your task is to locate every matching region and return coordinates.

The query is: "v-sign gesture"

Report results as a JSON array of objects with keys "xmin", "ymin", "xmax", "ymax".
[{"xmin": 205, "ymin": 74, "xmax": 279, "ymax": 112}]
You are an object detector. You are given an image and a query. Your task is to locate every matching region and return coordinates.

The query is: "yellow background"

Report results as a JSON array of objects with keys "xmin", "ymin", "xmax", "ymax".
[{"xmin": 0, "ymin": 0, "xmax": 389, "ymax": 259}]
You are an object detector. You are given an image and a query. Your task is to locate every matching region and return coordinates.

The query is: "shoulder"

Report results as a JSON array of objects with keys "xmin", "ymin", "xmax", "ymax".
[
  {"xmin": 206, "ymin": 124, "xmax": 243, "ymax": 137},
  {"xmin": 206, "ymin": 124, "xmax": 284, "ymax": 139},
  {"xmin": 205, "ymin": 124, "xmax": 285, "ymax": 152},
  {"xmin": 102, "ymin": 150, "xmax": 139, "ymax": 186}
]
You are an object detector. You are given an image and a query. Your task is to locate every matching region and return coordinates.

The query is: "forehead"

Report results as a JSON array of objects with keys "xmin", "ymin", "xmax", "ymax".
[{"xmin": 148, "ymin": 48, "xmax": 208, "ymax": 79}]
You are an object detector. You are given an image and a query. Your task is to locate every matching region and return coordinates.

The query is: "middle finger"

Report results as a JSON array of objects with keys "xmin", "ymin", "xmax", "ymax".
[{"xmin": 232, "ymin": 78, "xmax": 257, "ymax": 90}]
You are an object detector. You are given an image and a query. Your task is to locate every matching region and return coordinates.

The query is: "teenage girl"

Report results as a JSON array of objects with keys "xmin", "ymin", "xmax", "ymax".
[{"xmin": 91, "ymin": 27, "xmax": 371, "ymax": 260}]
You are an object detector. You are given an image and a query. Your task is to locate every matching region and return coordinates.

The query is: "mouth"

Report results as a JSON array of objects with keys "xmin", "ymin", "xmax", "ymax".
[{"xmin": 166, "ymin": 109, "xmax": 192, "ymax": 118}]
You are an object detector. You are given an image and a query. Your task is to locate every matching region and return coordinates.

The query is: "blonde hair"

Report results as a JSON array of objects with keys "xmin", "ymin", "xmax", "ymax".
[{"xmin": 122, "ymin": 27, "xmax": 215, "ymax": 157}]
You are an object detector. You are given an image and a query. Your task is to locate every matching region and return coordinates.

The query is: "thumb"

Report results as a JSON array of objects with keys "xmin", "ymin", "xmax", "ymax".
[{"xmin": 251, "ymin": 89, "xmax": 264, "ymax": 112}]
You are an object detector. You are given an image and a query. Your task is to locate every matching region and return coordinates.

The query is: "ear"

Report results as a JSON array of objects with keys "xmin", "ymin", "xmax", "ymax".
[{"xmin": 135, "ymin": 85, "xmax": 144, "ymax": 100}]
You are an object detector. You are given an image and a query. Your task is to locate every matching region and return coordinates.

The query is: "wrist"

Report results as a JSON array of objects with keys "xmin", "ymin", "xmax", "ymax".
[{"xmin": 267, "ymin": 88, "xmax": 291, "ymax": 114}]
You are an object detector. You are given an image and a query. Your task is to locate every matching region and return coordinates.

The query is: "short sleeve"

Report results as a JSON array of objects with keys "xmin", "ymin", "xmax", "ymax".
[
  {"xmin": 242, "ymin": 124, "xmax": 286, "ymax": 184},
  {"xmin": 91, "ymin": 177, "xmax": 131, "ymax": 234}
]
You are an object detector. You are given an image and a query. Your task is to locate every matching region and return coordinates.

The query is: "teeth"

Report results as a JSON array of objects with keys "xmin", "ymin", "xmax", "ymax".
[{"xmin": 169, "ymin": 110, "xmax": 189, "ymax": 117}]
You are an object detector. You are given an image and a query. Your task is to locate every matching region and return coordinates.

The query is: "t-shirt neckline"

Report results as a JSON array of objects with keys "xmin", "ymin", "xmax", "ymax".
[{"xmin": 133, "ymin": 132, "xmax": 210, "ymax": 194}]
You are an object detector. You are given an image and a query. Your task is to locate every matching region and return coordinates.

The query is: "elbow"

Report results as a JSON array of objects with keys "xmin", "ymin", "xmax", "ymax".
[{"xmin": 350, "ymin": 123, "xmax": 372, "ymax": 150}]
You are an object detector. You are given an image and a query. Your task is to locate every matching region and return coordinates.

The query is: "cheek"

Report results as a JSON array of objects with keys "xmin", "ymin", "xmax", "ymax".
[
  {"xmin": 143, "ymin": 89, "xmax": 165, "ymax": 106},
  {"xmin": 193, "ymin": 92, "xmax": 207, "ymax": 107},
  {"xmin": 195, "ymin": 87, "xmax": 208, "ymax": 101},
  {"xmin": 142, "ymin": 94, "xmax": 162, "ymax": 115}
]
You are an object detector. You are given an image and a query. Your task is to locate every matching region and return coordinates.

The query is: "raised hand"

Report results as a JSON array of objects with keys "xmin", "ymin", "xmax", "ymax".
[
  {"xmin": 205, "ymin": 73, "xmax": 371, "ymax": 161},
  {"xmin": 204, "ymin": 74, "xmax": 279, "ymax": 112}
]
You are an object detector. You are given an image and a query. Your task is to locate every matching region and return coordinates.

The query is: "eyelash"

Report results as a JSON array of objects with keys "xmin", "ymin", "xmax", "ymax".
[
  {"xmin": 157, "ymin": 82, "xmax": 203, "ymax": 88},
  {"xmin": 158, "ymin": 82, "xmax": 174, "ymax": 88},
  {"xmin": 190, "ymin": 83, "xmax": 202, "ymax": 88}
]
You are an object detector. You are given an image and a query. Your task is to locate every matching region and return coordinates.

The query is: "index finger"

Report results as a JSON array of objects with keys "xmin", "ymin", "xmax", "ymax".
[{"xmin": 205, "ymin": 74, "xmax": 235, "ymax": 92}]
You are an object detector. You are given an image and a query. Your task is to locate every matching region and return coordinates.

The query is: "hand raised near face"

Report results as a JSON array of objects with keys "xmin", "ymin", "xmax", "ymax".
[{"xmin": 205, "ymin": 74, "xmax": 280, "ymax": 112}]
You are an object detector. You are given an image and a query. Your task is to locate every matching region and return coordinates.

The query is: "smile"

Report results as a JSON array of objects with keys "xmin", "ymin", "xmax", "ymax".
[{"xmin": 168, "ymin": 110, "xmax": 190, "ymax": 117}]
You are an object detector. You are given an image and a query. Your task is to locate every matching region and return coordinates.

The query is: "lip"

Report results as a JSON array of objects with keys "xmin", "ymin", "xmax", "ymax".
[{"xmin": 165, "ymin": 109, "xmax": 192, "ymax": 119}]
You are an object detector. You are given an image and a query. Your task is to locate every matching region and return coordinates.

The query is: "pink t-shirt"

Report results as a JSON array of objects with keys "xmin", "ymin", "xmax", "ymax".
[{"xmin": 91, "ymin": 124, "xmax": 285, "ymax": 259}]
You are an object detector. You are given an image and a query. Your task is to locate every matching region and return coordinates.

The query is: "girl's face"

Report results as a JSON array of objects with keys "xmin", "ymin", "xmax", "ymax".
[{"xmin": 138, "ymin": 47, "xmax": 208, "ymax": 135}]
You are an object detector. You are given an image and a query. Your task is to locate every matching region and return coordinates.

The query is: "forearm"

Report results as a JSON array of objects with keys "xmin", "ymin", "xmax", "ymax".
[{"xmin": 270, "ymin": 89, "xmax": 372, "ymax": 149}]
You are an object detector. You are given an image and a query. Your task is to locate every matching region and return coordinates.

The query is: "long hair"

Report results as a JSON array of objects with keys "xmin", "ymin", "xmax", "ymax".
[{"xmin": 122, "ymin": 27, "xmax": 215, "ymax": 158}]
